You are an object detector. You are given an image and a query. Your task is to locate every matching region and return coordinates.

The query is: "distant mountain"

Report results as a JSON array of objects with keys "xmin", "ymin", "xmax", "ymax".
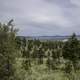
[{"xmin": 17, "ymin": 35, "xmax": 80, "ymax": 41}]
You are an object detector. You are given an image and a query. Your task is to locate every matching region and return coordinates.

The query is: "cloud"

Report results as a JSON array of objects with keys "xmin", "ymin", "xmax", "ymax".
[
  {"xmin": 70, "ymin": 0, "xmax": 80, "ymax": 7},
  {"xmin": 0, "ymin": 0, "xmax": 80, "ymax": 36}
]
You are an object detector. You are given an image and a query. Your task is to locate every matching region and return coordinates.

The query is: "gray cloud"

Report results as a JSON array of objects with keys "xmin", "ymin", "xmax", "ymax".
[{"xmin": 0, "ymin": 0, "xmax": 80, "ymax": 36}]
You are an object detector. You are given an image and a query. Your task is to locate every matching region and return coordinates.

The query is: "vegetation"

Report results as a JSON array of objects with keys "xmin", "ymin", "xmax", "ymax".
[{"xmin": 0, "ymin": 20, "xmax": 80, "ymax": 80}]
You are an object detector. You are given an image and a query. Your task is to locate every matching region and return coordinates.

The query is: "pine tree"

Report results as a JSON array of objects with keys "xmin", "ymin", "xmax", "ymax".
[
  {"xmin": 63, "ymin": 33, "xmax": 80, "ymax": 70},
  {"xmin": 0, "ymin": 20, "xmax": 19, "ymax": 80}
]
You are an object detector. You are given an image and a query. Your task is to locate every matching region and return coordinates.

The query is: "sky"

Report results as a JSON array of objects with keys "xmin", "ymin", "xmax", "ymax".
[{"xmin": 0, "ymin": 0, "xmax": 80, "ymax": 36}]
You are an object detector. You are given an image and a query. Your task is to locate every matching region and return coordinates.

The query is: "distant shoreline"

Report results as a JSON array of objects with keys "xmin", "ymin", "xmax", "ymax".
[{"xmin": 17, "ymin": 35, "xmax": 80, "ymax": 41}]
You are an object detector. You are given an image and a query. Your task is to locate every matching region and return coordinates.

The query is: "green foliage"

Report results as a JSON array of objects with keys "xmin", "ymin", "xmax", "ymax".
[
  {"xmin": 63, "ymin": 33, "xmax": 80, "ymax": 61},
  {"xmin": 0, "ymin": 20, "xmax": 20, "ymax": 80},
  {"xmin": 0, "ymin": 20, "xmax": 80, "ymax": 80},
  {"xmin": 64, "ymin": 61, "xmax": 74, "ymax": 74}
]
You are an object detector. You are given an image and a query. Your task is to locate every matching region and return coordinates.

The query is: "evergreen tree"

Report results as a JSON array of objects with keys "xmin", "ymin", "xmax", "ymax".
[
  {"xmin": 63, "ymin": 33, "xmax": 80, "ymax": 70},
  {"xmin": 37, "ymin": 48, "xmax": 44, "ymax": 64},
  {"xmin": 0, "ymin": 20, "xmax": 18, "ymax": 80}
]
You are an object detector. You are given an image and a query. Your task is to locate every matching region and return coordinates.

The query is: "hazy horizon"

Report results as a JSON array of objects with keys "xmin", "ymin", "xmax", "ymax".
[{"xmin": 0, "ymin": 0, "xmax": 80, "ymax": 36}]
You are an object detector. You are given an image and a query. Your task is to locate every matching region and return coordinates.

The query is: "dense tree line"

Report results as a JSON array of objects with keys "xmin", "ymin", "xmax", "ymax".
[{"xmin": 21, "ymin": 33, "xmax": 80, "ymax": 72}]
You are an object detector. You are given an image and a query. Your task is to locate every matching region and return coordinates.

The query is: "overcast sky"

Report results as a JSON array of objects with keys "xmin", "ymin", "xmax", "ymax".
[{"xmin": 0, "ymin": 0, "xmax": 80, "ymax": 36}]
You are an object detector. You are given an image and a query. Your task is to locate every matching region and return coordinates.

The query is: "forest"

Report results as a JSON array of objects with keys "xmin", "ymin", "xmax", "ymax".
[{"xmin": 0, "ymin": 20, "xmax": 80, "ymax": 80}]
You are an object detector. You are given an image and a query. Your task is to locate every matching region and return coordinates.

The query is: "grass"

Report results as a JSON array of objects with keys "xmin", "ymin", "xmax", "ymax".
[
  {"xmin": 14, "ymin": 59, "xmax": 80, "ymax": 80},
  {"xmin": 22, "ymin": 64, "xmax": 80, "ymax": 80}
]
